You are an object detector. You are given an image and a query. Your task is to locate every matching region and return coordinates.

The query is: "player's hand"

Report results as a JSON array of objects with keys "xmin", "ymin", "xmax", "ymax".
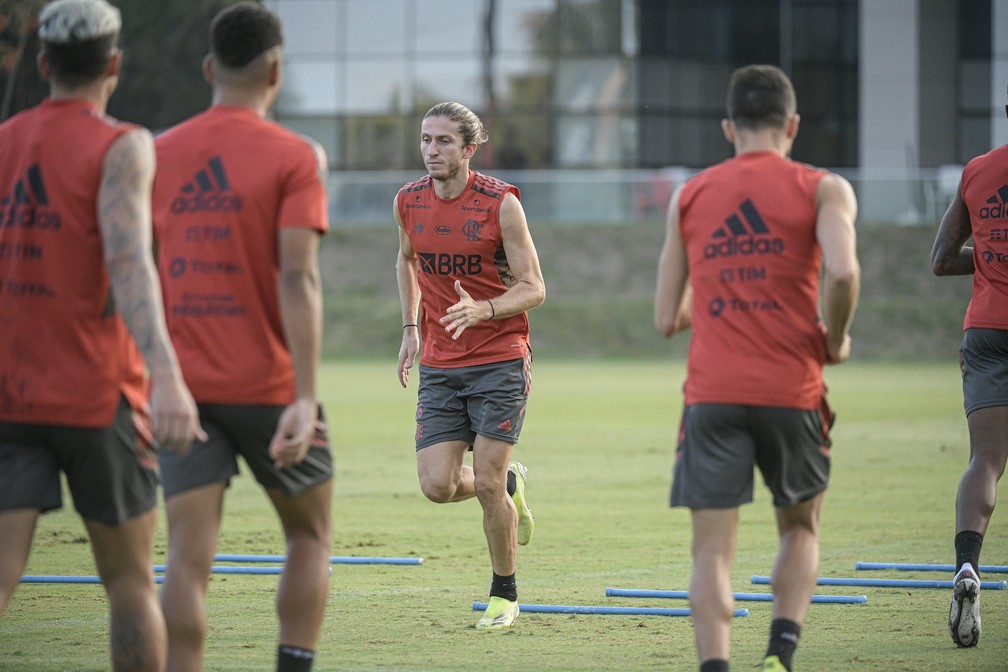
[
  {"xmin": 671, "ymin": 286, "xmax": 693, "ymax": 334},
  {"xmin": 825, "ymin": 333, "xmax": 852, "ymax": 365},
  {"xmin": 269, "ymin": 398, "xmax": 317, "ymax": 468},
  {"xmin": 439, "ymin": 280, "xmax": 492, "ymax": 340},
  {"xmin": 398, "ymin": 327, "xmax": 419, "ymax": 387},
  {"xmin": 149, "ymin": 375, "xmax": 206, "ymax": 454}
]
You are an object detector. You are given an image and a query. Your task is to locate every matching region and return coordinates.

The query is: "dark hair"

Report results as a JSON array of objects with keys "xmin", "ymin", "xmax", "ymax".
[
  {"xmin": 726, "ymin": 65, "xmax": 796, "ymax": 131},
  {"xmin": 43, "ymin": 35, "xmax": 117, "ymax": 87},
  {"xmin": 210, "ymin": 1, "xmax": 283, "ymax": 69},
  {"xmin": 424, "ymin": 102, "xmax": 489, "ymax": 146}
]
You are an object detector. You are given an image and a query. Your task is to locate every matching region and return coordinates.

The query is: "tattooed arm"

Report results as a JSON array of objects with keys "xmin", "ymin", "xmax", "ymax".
[
  {"xmin": 931, "ymin": 182, "xmax": 976, "ymax": 276},
  {"xmin": 98, "ymin": 128, "xmax": 205, "ymax": 452}
]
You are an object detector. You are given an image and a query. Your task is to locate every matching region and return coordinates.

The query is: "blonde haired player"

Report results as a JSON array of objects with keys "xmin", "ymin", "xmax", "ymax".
[{"xmin": 0, "ymin": 1, "xmax": 203, "ymax": 670}]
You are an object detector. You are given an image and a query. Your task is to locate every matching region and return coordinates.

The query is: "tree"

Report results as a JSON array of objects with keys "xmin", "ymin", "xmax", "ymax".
[
  {"xmin": 109, "ymin": 0, "xmax": 240, "ymax": 130},
  {"xmin": 0, "ymin": 0, "xmax": 46, "ymax": 121},
  {"xmin": 0, "ymin": 0, "xmax": 242, "ymax": 128}
]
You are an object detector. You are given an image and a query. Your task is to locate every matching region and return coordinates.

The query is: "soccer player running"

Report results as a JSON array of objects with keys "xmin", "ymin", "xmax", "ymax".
[
  {"xmin": 395, "ymin": 102, "xmax": 545, "ymax": 630},
  {"xmin": 0, "ymin": 1, "xmax": 204, "ymax": 670},
  {"xmin": 151, "ymin": 4, "xmax": 332, "ymax": 671},
  {"xmin": 930, "ymin": 83, "xmax": 1008, "ymax": 650},
  {"xmin": 654, "ymin": 65, "xmax": 860, "ymax": 672}
]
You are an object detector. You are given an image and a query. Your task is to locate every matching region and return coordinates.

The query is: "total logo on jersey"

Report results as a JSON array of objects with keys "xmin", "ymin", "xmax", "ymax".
[
  {"xmin": 981, "ymin": 249, "xmax": 1008, "ymax": 265},
  {"xmin": 708, "ymin": 295, "xmax": 783, "ymax": 317},
  {"xmin": 978, "ymin": 184, "xmax": 1008, "ymax": 219},
  {"xmin": 0, "ymin": 164, "xmax": 61, "ymax": 231},
  {"xmin": 703, "ymin": 199, "xmax": 784, "ymax": 259},
  {"xmin": 170, "ymin": 156, "xmax": 243, "ymax": 214}
]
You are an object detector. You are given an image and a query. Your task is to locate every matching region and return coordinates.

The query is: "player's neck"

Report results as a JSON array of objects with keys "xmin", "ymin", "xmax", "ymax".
[
  {"xmin": 431, "ymin": 169, "xmax": 471, "ymax": 200},
  {"xmin": 48, "ymin": 79, "xmax": 113, "ymax": 113},
  {"xmin": 211, "ymin": 88, "xmax": 272, "ymax": 117},
  {"xmin": 732, "ymin": 128, "xmax": 792, "ymax": 158}
]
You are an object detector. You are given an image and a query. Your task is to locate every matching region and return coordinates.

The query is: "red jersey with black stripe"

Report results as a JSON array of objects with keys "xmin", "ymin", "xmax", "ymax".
[
  {"xmin": 153, "ymin": 105, "xmax": 328, "ymax": 404},
  {"xmin": 0, "ymin": 98, "xmax": 146, "ymax": 427},
  {"xmin": 680, "ymin": 151, "xmax": 827, "ymax": 409},
  {"xmin": 397, "ymin": 170, "xmax": 530, "ymax": 368},
  {"xmin": 960, "ymin": 144, "xmax": 1008, "ymax": 330}
]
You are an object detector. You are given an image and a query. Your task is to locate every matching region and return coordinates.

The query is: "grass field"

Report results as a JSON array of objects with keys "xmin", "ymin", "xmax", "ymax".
[{"xmin": 2, "ymin": 359, "xmax": 1006, "ymax": 671}]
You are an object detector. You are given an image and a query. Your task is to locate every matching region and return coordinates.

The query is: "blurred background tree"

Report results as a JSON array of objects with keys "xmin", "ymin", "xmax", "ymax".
[
  {"xmin": 0, "ymin": 0, "xmax": 243, "ymax": 129},
  {"xmin": 0, "ymin": 0, "xmax": 46, "ymax": 120}
]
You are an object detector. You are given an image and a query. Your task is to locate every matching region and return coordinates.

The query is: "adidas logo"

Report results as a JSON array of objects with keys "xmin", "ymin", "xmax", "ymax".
[
  {"xmin": 170, "ymin": 155, "xmax": 243, "ymax": 214},
  {"xmin": 0, "ymin": 163, "xmax": 61, "ymax": 231},
  {"xmin": 702, "ymin": 198, "xmax": 784, "ymax": 259},
  {"xmin": 979, "ymin": 185, "xmax": 1008, "ymax": 219}
]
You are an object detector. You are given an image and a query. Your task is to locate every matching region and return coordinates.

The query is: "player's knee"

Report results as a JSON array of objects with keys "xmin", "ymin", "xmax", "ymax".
[
  {"xmin": 472, "ymin": 471, "xmax": 505, "ymax": 502},
  {"xmin": 419, "ymin": 477, "xmax": 456, "ymax": 503},
  {"xmin": 166, "ymin": 606, "xmax": 207, "ymax": 647}
]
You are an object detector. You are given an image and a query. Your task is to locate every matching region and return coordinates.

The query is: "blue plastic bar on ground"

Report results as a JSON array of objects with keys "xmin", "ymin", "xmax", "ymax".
[
  {"xmin": 153, "ymin": 565, "xmax": 283, "ymax": 575},
  {"xmin": 605, "ymin": 588, "xmax": 867, "ymax": 604},
  {"xmin": 211, "ymin": 554, "xmax": 423, "ymax": 565},
  {"xmin": 751, "ymin": 575, "xmax": 1007, "ymax": 590},
  {"xmin": 471, "ymin": 601, "xmax": 749, "ymax": 617},
  {"xmin": 153, "ymin": 565, "xmax": 332, "ymax": 576},
  {"xmin": 21, "ymin": 575, "xmax": 164, "ymax": 584},
  {"xmin": 856, "ymin": 561, "xmax": 1008, "ymax": 574}
]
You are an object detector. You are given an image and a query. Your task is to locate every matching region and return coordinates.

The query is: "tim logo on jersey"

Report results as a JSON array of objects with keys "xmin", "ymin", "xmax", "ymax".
[
  {"xmin": 170, "ymin": 155, "xmax": 243, "ymax": 214},
  {"xmin": 1, "ymin": 164, "xmax": 61, "ymax": 230},
  {"xmin": 703, "ymin": 199, "xmax": 784, "ymax": 259}
]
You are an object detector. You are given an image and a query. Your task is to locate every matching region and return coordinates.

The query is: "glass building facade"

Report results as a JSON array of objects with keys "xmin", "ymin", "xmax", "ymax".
[{"xmin": 265, "ymin": 0, "xmax": 1000, "ymax": 175}]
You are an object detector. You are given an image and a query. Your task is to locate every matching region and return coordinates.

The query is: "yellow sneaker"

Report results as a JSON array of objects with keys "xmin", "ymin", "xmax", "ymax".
[
  {"xmin": 509, "ymin": 461, "xmax": 534, "ymax": 546},
  {"xmin": 475, "ymin": 596, "xmax": 519, "ymax": 630},
  {"xmin": 762, "ymin": 655, "xmax": 788, "ymax": 671}
]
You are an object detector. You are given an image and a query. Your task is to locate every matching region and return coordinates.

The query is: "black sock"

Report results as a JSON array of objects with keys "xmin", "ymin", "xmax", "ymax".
[
  {"xmin": 277, "ymin": 645, "xmax": 315, "ymax": 672},
  {"xmin": 506, "ymin": 469, "xmax": 517, "ymax": 497},
  {"xmin": 699, "ymin": 660, "xmax": 729, "ymax": 672},
  {"xmin": 955, "ymin": 530, "xmax": 983, "ymax": 575},
  {"xmin": 490, "ymin": 572, "xmax": 517, "ymax": 602},
  {"xmin": 766, "ymin": 618, "xmax": 801, "ymax": 671}
]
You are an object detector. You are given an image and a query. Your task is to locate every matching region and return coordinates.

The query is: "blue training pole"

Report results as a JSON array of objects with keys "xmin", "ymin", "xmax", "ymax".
[
  {"xmin": 153, "ymin": 565, "xmax": 332, "ymax": 576},
  {"xmin": 21, "ymin": 575, "xmax": 164, "ymax": 584},
  {"xmin": 751, "ymin": 575, "xmax": 1007, "ymax": 590},
  {"xmin": 605, "ymin": 587, "xmax": 867, "ymax": 604},
  {"xmin": 471, "ymin": 601, "xmax": 749, "ymax": 617},
  {"xmin": 856, "ymin": 561, "xmax": 1008, "ymax": 574},
  {"xmin": 212, "ymin": 553, "xmax": 423, "ymax": 565},
  {"xmin": 154, "ymin": 565, "xmax": 283, "ymax": 575}
]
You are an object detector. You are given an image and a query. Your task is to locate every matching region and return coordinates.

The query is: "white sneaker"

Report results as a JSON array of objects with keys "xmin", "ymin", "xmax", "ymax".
[{"xmin": 949, "ymin": 563, "xmax": 981, "ymax": 647}]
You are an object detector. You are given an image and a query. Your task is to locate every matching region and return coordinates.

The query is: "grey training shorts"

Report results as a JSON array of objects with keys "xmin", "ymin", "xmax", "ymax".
[
  {"xmin": 0, "ymin": 396, "xmax": 159, "ymax": 525},
  {"xmin": 158, "ymin": 403, "xmax": 332, "ymax": 499},
  {"xmin": 960, "ymin": 328, "xmax": 1008, "ymax": 415},
  {"xmin": 415, "ymin": 353, "xmax": 532, "ymax": 450},
  {"xmin": 670, "ymin": 399, "xmax": 834, "ymax": 509}
]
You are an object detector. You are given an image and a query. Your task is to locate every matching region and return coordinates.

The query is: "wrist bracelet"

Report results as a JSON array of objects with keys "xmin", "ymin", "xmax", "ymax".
[
  {"xmin": 487, "ymin": 300, "xmax": 495, "ymax": 319},
  {"xmin": 403, "ymin": 323, "xmax": 417, "ymax": 329}
]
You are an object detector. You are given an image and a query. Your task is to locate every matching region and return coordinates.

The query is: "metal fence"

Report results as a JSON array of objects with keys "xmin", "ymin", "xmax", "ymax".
[{"xmin": 328, "ymin": 166, "xmax": 964, "ymax": 228}]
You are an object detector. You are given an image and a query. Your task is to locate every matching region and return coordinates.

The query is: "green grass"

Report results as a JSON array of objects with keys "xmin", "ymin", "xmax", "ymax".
[{"xmin": 2, "ymin": 360, "xmax": 1006, "ymax": 671}]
